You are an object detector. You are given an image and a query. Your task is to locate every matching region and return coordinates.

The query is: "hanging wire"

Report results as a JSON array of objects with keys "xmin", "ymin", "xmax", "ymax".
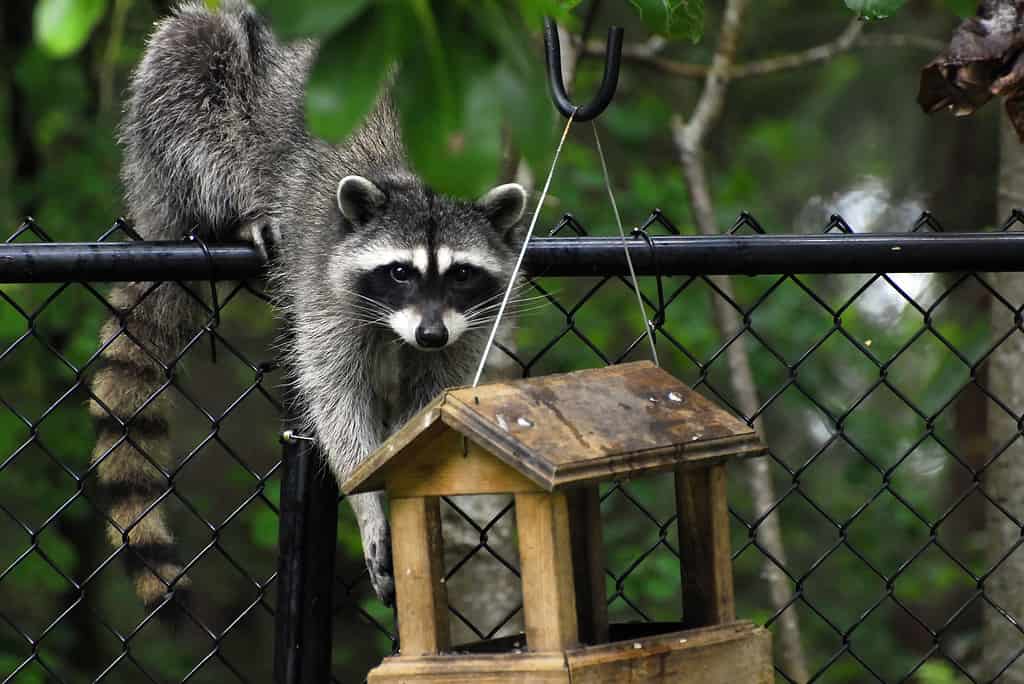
[
  {"xmin": 472, "ymin": 111, "xmax": 577, "ymax": 387},
  {"xmin": 592, "ymin": 123, "xmax": 659, "ymax": 366}
]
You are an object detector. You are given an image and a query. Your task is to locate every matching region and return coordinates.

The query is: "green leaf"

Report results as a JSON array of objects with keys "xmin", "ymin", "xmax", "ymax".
[
  {"xmin": 628, "ymin": 0, "xmax": 704, "ymax": 42},
  {"xmin": 33, "ymin": 0, "xmax": 108, "ymax": 58},
  {"xmin": 472, "ymin": 3, "xmax": 557, "ymax": 183},
  {"xmin": 252, "ymin": 0, "xmax": 370, "ymax": 40},
  {"xmin": 942, "ymin": 0, "xmax": 976, "ymax": 17},
  {"xmin": 843, "ymin": 0, "xmax": 907, "ymax": 19},
  {"xmin": 306, "ymin": 6, "xmax": 408, "ymax": 143},
  {"xmin": 395, "ymin": 9, "xmax": 503, "ymax": 197},
  {"xmin": 494, "ymin": 63, "xmax": 557, "ymax": 184},
  {"xmin": 518, "ymin": 0, "xmax": 583, "ymax": 30}
]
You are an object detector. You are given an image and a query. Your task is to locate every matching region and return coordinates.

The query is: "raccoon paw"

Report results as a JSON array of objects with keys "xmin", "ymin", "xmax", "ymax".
[
  {"xmin": 237, "ymin": 218, "xmax": 281, "ymax": 262},
  {"xmin": 366, "ymin": 530, "xmax": 395, "ymax": 606}
]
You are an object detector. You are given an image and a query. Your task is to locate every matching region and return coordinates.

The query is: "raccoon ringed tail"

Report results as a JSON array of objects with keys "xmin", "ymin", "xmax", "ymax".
[{"xmin": 89, "ymin": 282, "xmax": 201, "ymax": 612}]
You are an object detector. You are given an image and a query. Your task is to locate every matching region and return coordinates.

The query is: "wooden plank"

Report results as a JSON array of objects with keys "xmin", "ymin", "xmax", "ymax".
[
  {"xmin": 566, "ymin": 622, "xmax": 773, "ymax": 683},
  {"xmin": 566, "ymin": 486, "xmax": 609, "ymax": 644},
  {"xmin": 442, "ymin": 362, "xmax": 766, "ymax": 490},
  {"xmin": 368, "ymin": 652, "xmax": 569, "ymax": 683},
  {"xmin": 391, "ymin": 496, "xmax": 450, "ymax": 656},
  {"xmin": 515, "ymin": 492, "xmax": 579, "ymax": 652},
  {"xmin": 341, "ymin": 396, "xmax": 445, "ymax": 494},
  {"xmin": 387, "ymin": 429, "xmax": 544, "ymax": 498},
  {"xmin": 675, "ymin": 463, "xmax": 735, "ymax": 627}
]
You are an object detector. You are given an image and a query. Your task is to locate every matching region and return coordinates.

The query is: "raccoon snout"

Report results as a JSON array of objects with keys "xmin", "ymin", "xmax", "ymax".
[{"xmin": 415, "ymin": 321, "xmax": 448, "ymax": 349}]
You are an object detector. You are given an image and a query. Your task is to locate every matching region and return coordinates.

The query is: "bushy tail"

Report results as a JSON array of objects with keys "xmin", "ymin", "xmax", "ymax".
[
  {"xmin": 89, "ymin": 0, "xmax": 308, "ymax": 612},
  {"xmin": 91, "ymin": 0, "xmax": 314, "ymax": 611},
  {"xmin": 89, "ymin": 282, "xmax": 204, "ymax": 612}
]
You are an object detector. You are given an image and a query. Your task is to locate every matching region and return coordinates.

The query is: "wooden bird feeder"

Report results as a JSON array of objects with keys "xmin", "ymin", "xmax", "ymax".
[{"xmin": 343, "ymin": 361, "xmax": 774, "ymax": 683}]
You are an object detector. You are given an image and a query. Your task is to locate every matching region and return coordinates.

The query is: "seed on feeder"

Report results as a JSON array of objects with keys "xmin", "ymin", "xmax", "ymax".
[
  {"xmin": 495, "ymin": 413, "xmax": 509, "ymax": 431},
  {"xmin": 517, "ymin": 416, "xmax": 534, "ymax": 428},
  {"xmin": 668, "ymin": 391, "xmax": 683, "ymax": 402},
  {"xmin": 648, "ymin": 396, "xmax": 659, "ymax": 403}
]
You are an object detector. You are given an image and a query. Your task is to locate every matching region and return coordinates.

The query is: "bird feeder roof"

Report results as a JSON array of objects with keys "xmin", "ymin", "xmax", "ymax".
[{"xmin": 341, "ymin": 361, "xmax": 765, "ymax": 495}]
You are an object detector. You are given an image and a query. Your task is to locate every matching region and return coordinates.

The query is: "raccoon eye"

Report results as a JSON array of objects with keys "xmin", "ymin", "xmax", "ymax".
[
  {"xmin": 452, "ymin": 265, "xmax": 475, "ymax": 283},
  {"xmin": 390, "ymin": 264, "xmax": 412, "ymax": 283}
]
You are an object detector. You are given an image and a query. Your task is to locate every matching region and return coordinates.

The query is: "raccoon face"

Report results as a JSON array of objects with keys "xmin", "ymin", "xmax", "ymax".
[{"xmin": 335, "ymin": 175, "xmax": 527, "ymax": 351}]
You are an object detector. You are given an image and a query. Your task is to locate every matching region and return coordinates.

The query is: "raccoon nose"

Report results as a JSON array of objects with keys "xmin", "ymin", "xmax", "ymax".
[{"xmin": 415, "ymin": 322, "xmax": 448, "ymax": 348}]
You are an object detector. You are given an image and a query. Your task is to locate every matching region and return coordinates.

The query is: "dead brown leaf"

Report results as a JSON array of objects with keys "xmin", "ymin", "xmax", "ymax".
[{"xmin": 919, "ymin": 0, "xmax": 1024, "ymax": 139}]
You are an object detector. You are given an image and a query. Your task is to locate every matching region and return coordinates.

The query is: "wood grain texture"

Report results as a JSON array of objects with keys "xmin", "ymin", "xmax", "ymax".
[
  {"xmin": 345, "ymin": 363, "xmax": 767, "ymax": 494},
  {"xmin": 367, "ymin": 652, "xmax": 570, "ymax": 683},
  {"xmin": 516, "ymin": 492, "xmax": 579, "ymax": 652},
  {"xmin": 442, "ymin": 362, "xmax": 766, "ymax": 489},
  {"xmin": 369, "ymin": 622, "xmax": 772, "ymax": 683},
  {"xmin": 675, "ymin": 464, "xmax": 735, "ymax": 627},
  {"xmin": 386, "ymin": 429, "xmax": 544, "ymax": 497},
  {"xmin": 391, "ymin": 496, "xmax": 450, "ymax": 656},
  {"xmin": 566, "ymin": 622, "xmax": 772, "ymax": 683},
  {"xmin": 567, "ymin": 486, "xmax": 609, "ymax": 644},
  {"xmin": 341, "ymin": 396, "xmax": 445, "ymax": 494}
]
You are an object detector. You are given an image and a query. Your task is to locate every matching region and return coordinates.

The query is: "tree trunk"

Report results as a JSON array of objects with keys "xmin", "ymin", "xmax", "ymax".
[{"xmin": 984, "ymin": 111, "xmax": 1024, "ymax": 681}]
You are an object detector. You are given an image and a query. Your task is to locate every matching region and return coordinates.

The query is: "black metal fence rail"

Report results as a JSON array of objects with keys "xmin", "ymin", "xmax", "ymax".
[
  {"xmin": 4, "ymin": 212, "xmax": 1024, "ymax": 683},
  {"xmin": 6, "ymin": 231, "xmax": 1024, "ymax": 282}
]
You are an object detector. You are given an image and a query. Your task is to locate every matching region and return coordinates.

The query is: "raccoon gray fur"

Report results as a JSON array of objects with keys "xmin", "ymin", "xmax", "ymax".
[{"xmin": 91, "ymin": 0, "xmax": 527, "ymax": 612}]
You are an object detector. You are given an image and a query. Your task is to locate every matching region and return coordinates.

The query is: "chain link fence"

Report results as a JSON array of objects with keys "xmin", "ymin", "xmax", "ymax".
[{"xmin": 2, "ymin": 211, "xmax": 1024, "ymax": 682}]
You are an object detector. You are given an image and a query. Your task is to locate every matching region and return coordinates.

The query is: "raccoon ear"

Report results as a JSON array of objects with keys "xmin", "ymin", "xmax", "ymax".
[
  {"xmin": 477, "ymin": 183, "xmax": 527, "ymax": 237},
  {"xmin": 337, "ymin": 175, "xmax": 386, "ymax": 225}
]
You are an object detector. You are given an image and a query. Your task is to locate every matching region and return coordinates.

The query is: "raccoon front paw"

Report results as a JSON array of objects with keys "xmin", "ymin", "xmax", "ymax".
[
  {"xmin": 366, "ymin": 529, "xmax": 395, "ymax": 606},
  {"xmin": 237, "ymin": 218, "xmax": 281, "ymax": 262}
]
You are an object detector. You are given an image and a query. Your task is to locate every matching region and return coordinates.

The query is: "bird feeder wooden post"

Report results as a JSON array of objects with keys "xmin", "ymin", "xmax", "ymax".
[{"xmin": 343, "ymin": 361, "xmax": 774, "ymax": 683}]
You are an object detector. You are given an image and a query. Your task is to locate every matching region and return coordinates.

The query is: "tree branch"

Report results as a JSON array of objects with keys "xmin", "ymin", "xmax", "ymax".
[
  {"xmin": 579, "ymin": 22, "xmax": 944, "ymax": 81},
  {"xmin": 669, "ymin": 1, "xmax": 811, "ymax": 681}
]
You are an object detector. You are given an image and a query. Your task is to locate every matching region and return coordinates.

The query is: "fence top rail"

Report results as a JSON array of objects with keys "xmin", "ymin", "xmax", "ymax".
[{"xmin": 2, "ymin": 233, "xmax": 1024, "ymax": 283}]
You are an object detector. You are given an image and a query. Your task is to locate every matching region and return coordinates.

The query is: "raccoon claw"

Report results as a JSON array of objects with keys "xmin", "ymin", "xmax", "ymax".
[
  {"xmin": 367, "ymin": 537, "xmax": 396, "ymax": 606},
  {"xmin": 237, "ymin": 219, "xmax": 281, "ymax": 262}
]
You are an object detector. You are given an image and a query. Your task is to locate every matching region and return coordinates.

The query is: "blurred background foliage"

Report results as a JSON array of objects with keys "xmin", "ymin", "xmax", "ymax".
[{"xmin": 0, "ymin": 0, "xmax": 1008, "ymax": 681}]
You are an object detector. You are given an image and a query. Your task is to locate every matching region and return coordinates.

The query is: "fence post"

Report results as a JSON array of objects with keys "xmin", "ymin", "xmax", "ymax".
[{"xmin": 273, "ymin": 433, "xmax": 338, "ymax": 683}]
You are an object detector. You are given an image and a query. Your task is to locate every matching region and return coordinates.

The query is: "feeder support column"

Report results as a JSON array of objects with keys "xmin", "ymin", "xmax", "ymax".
[
  {"xmin": 391, "ymin": 496, "xmax": 450, "ymax": 655},
  {"xmin": 515, "ymin": 491, "xmax": 580, "ymax": 651},
  {"xmin": 675, "ymin": 463, "xmax": 736, "ymax": 627}
]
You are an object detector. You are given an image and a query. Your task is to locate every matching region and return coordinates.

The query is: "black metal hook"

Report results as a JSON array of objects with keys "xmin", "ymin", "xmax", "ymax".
[{"xmin": 543, "ymin": 17, "xmax": 623, "ymax": 122}]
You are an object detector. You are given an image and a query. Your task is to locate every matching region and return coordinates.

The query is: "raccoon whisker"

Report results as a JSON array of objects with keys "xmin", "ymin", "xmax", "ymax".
[
  {"xmin": 464, "ymin": 284, "xmax": 535, "ymax": 314},
  {"xmin": 475, "ymin": 289, "xmax": 553, "ymax": 306},
  {"xmin": 340, "ymin": 301, "xmax": 392, "ymax": 317},
  {"xmin": 335, "ymin": 289, "xmax": 396, "ymax": 314},
  {"xmin": 346, "ymin": 316, "xmax": 390, "ymax": 325},
  {"xmin": 473, "ymin": 292, "xmax": 552, "ymax": 310},
  {"xmin": 344, "ymin": 320, "xmax": 391, "ymax": 331},
  {"xmin": 465, "ymin": 302, "xmax": 551, "ymax": 321},
  {"xmin": 350, "ymin": 302, "xmax": 394, "ymax": 316},
  {"xmin": 466, "ymin": 309, "xmax": 548, "ymax": 327},
  {"xmin": 465, "ymin": 296, "xmax": 551, "ymax": 318}
]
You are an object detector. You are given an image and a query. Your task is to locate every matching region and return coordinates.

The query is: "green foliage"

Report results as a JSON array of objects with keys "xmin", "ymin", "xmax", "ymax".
[
  {"xmin": 629, "ymin": 0, "xmax": 704, "ymax": 42},
  {"xmin": 5, "ymin": 0, "xmax": 1002, "ymax": 681},
  {"xmin": 306, "ymin": 6, "xmax": 409, "ymax": 143},
  {"xmin": 33, "ymin": 0, "xmax": 108, "ymax": 58},
  {"xmin": 916, "ymin": 660, "xmax": 965, "ymax": 684},
  {"xmin": 941, "ymin": 0, "xmax": 977, "ymax": 17},
  {"xmin": 265, "ymin": 0, "xmax": 714, "ymax": 196},
  {"xmin": 285, "ymin": 0, "xmax": 563, "ymax": 197},
  {"xmin": 252, "ymin": 0, "xmax": 368, "ymax": 39},
  {"xmin": 843, "ymin": 0, "xmax": 908, "ymax": 19}
]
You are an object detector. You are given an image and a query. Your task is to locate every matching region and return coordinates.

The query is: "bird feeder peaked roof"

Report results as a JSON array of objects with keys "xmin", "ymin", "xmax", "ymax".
[{"xmin": 342, "ymin": 361, "xmax": 766, "ymax": 496}]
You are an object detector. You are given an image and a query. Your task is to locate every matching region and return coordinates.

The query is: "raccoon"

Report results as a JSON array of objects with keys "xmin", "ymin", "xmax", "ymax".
[{"xmin": 90, "ymin": 0, "xmax": 526, "ymax": 611}]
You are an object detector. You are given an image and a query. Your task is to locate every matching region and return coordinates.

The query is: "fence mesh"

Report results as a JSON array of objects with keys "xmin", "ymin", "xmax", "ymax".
[{"xmin": 1, "ymin": 211, "xmax": 1022, "ymax": 683}]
